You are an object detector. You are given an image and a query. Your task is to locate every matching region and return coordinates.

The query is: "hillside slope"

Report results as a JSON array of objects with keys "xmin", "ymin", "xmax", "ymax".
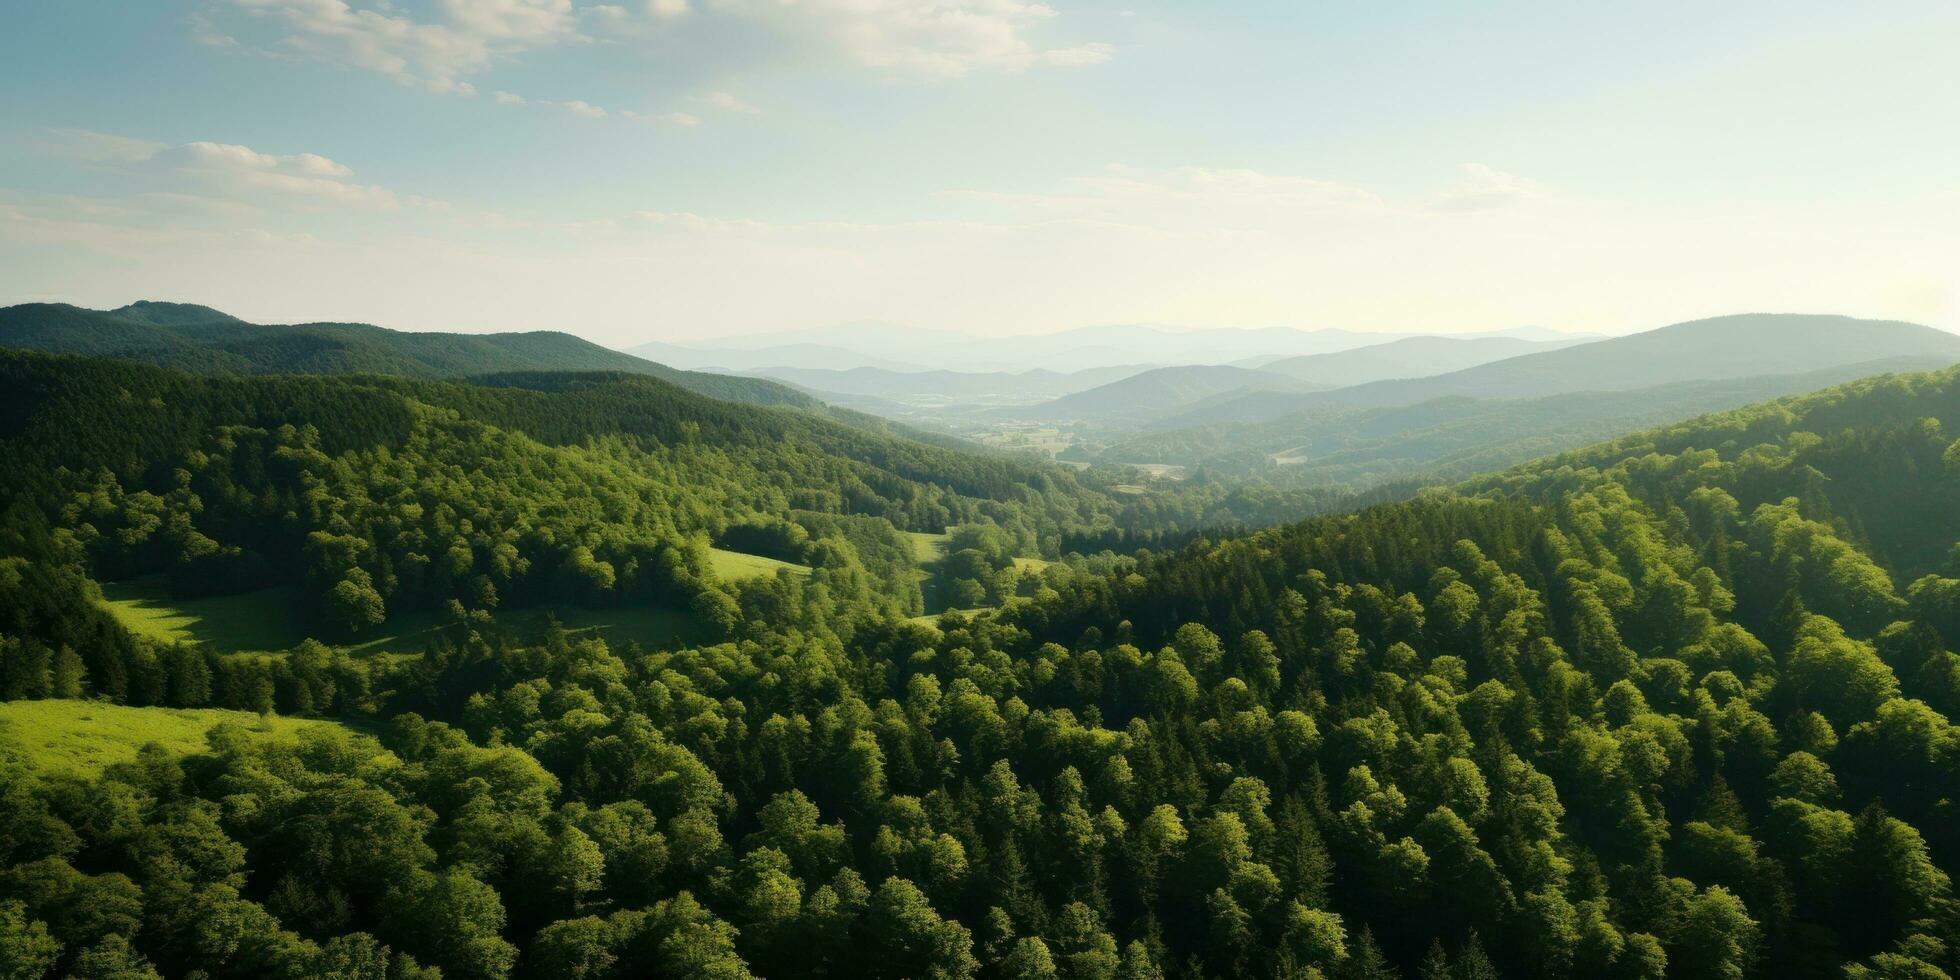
[
  {"xmin": 1022, "ymin": 364, "xmax": 1319, "ymax": 422},
  {"xmin": 0, "ymin": 302, "xmax": 813, "ymax": 408},
  {"xmin": 981, "ymin": 361, "xmax": 1960, "ymax": 976},
  {"xmin": 1258, "ymin": 334, "xmax": 1589, "ymax": 386},
  {"xmin": 5, "ymin": 354, "xmax": 1959, "ymax": 980},
  {"xmin": 1099, "ymin": 356, "xmax": 1956, "ymax": 488},
  {"xmin": 753, "ymin": 363, "xmax": 1153, "ymax": 405},
  {"xmin": 1165, "ymin": 313, "xmax": 1960, "ymax": 426}
]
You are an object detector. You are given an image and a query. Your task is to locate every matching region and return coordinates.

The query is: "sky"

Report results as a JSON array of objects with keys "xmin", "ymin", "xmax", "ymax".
[{"xmin": 2, "ymin": 1, "xmax": 1958, "ymax": 346}]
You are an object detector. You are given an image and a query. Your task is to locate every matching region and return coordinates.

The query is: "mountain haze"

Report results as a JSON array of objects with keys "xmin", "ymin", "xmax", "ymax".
[
  {"xmin": 643, "ymin": 322, "xmax": 1591, "ymax": 374},
  {"xmin": 752, "ymin": 364, "xmax": 1153, "ymax": 406},
  {"xmin": 1159, "ymin": 313, "xmax": 1960, "ymax": 427},
  {"xmin": 1258, "ymin": 335, "xmax": 1590, "ymax": 387},
  {"xmin": 1020, "ymin": 364, "xmax": 1319, "ymax": 422},
  {"xmin": 1097, "ymin": 355, "xmax": 1956, "ymax": 488}
]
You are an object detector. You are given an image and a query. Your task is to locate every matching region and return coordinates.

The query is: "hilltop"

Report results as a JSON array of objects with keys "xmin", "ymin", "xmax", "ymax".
[
  {"xmin": 0, "ymin": 301, "xmax": 813, "ymax": 408},
  {"xmin": 1168, "ymin": 313, "xmax": 1960, "ymax": 426}
]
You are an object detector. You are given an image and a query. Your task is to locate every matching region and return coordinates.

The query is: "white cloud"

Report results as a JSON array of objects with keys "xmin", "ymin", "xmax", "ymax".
[
  {"xmin": 199, "ymin": 0, "xmax": 1111, "ymax": 112},
  {"xmin": 435, "ymin": 0, "xmax": 578, "ymax": 41},
  {"xmin": 187, "ymin": 10, "xmax": 241, "ymax": 47},
  {"xmin": 156, "ymin": 141, "xmax": 401, "ymax": 207},
  {"xmin": 492, "ymin": 90, "xmax": 713, "ymax": 122},
  {"xmin": 703, "ymin": 0, "xmax": 1113, "ymax": 77},
  {"xmin": 493, "ymin": 90, "xmax": 633, "ymax": 119},
  {"xmin": 703, "ymin": 90, "xmax": 759, "ymax": 114},
  {"xmin": 1042, "ymin": 41, "xmax": 1112, "ymax": 66},
  {"xmin": 27, "ymin": 139, "xmax": 1949, "ymax": 343},
  {"xmin": 1430, "ymin": 163, "xmax": 1544, "ymax": 212},
  {"xmin": 205, "ymin": 0, "xmax": 577, "ymax": 92},
  {"xmin": 26, "ymin": 130, "xmax": 407, "ymax": 210},
  {"xmin": 639, "ymin": 110, "xmax": 703, "ymax": 127},
  {"xmin": 155, "ymin": 141, "xmax": 357, "ymax": 179}
]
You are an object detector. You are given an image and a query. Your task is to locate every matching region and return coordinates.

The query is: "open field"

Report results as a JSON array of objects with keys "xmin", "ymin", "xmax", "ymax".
[
  {"xmin": 99, "ymin": 577, "xmax": 308, "ymax": 651},
  {"xmin": 100, "ymin": 577, "xmax": 451, "ymax": 660},
  {"xmin": 0, "ymin": 700, "xmax": 346, "ymax": 777},
  {"xmin": 902, "ymin": 530, "xmax": 952, "ymax": 563},
  {"xmin": 99, "ymin": 576, "xmax": 702, "ymax": 659},
  {"xmin": 906, "ymin": 607, "xmax": 988, "ymax": 627},
  {"xmin": 707, "ymin": 547, "xmax": 812, "ymax": 580}
]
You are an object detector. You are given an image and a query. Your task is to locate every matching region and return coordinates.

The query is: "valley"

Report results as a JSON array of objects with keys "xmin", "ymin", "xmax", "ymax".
[
  {"xmin": 10, "ymin": 10, "xmax": 1955, "ymax": 978},
  {"xmin": 2, "ymin": 301, "xmax": 1958, "ymax": 980}
]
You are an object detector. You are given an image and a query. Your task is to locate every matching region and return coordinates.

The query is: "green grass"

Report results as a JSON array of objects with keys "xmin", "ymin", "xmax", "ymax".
[
  {"xmin": 99, "ymin": 577, "xmax": 448, "ymax": 660},
  {"xmin": 707, "ymin": 547, "xmax": 811, "ymax": 580},
  {"xmin": 906, "ymin": 607, "xmax": 989, "ymax": 627},
  {"xmin": 99, "ymin": 577, "xmax": 305, "ymax": 651},
  {"xmin": 0, "ymin": 700, "xmax": 344, "ymax": 778},
  {"xmin": 902, "ymin": 530, "xmax": 952, "ymax": 563},
  {"xmin": 99, "ymin": 576, "xmax": 700, "ymax": 659}
]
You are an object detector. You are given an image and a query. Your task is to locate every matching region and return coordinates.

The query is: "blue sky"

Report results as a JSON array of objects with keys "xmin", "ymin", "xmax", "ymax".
[{"xmin": 3, "ymin": 0, "xmax": 1957, "ymax": 344}]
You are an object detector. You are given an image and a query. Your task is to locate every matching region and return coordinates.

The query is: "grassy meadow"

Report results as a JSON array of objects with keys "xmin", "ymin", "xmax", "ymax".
[
  {"xmin": 706, "ymin": 547, "xmax": 812, "ymax": 580},
  {"xmin": 98, "ymin": 576, "xmax": 704, "ymax": 660},
  {"xmin": 0, "ymin": 700, "xmax": 345, "ymax": 777}
]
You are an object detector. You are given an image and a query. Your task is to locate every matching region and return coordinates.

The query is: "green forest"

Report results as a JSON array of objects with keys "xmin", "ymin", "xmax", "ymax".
[{"xmin": 3, "ymin": 345, "xmax": 1960, "ymax": 979}]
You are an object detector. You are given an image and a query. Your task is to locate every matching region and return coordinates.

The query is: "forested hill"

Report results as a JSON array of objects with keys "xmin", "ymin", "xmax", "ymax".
[
  {"xmin": 0, "ymin": 349, "xmax": 1336, "ymax": 657},
  {"xmin": 3, "ymin": 354, "xmax": 1958, "ymax": 980},
  {"xmin": 978, "ymin": 362, "xmax": 1960, "ymax": 977},
  {"xmin": 0, "ymin": 301, "xmax": 812, "ymax": 408}
]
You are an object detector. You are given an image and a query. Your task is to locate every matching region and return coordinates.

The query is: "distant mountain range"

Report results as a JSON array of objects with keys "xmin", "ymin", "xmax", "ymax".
[
  {"xmin": 0, "ymin": 301, "xmax": 812, "ymax": 408},
  {"xmin": 1140, "ymin": 313, "xmax": 1960, "ymax": 429},
  {"xmin": 634, "ymin": 321, "xmax": 1595, "ymax": 374},
  {"xmin": 1015, "ymin": 365, "xmax": 1322, "ymax": 423},
  {"xmin": 1256, "ymin": 335, "xmax": 1589, "ymax": 387},
  {"xmin": 1091, "ymin": 356, "xmax": 1959, "ymax": 489},
  {"xmin": 751, "ymin": 364, "xmax": 1153, "ymax": 406}
]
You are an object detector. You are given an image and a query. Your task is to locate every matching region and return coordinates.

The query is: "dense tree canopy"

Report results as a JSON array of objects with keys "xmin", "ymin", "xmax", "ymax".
[{"xmin": 3, "ymin": 354, "xmax": 1960, "ymax": 978}]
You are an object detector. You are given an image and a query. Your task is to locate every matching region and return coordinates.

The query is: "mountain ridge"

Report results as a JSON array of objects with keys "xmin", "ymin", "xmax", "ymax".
[{"xmin": 0, "ymin": 301, "xmax": 814, "ymax": 409}]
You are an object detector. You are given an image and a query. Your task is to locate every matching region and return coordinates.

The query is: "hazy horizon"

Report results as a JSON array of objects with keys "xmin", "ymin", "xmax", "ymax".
[{"xmin": 4, "ymin": 1, "xmax": 1959, "ymax": 345}]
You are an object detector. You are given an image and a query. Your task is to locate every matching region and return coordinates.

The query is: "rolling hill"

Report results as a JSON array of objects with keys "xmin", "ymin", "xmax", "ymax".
[
  {"xmin": 1156, "ymin": 313, "xmax": 1960, "ymax": 427},
  {"xmin": 637, "ymin": 321, "xmax": 1587, "ymax": 374},
  {"xmin": 1019, "ymin": 364, "xmax": 1321, "ymax": 423},
  {"xmin": 8, "ymin": 333, "xmax": 1960, "ymax": 980},
  {"xmin": 1257, "ymin": 334, "xmax": 1590, "ymax": 386},
  {"xmin": 1096, "ymin": 355, "xmax": 1957, "ymax": 489},
  {"xmin": 752, "ymin": 363, "xmax": 1153, "ymax": 406},
  {"xmin": 0, "ymin": 301, "xmax": 814, "ymax": 408}
]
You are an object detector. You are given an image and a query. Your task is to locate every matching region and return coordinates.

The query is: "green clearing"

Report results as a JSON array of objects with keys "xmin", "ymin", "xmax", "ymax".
[
  {"xmin": 707, "ymin": 547, "xmax": 812, "ymax": 580},
  {"xmin": 906, "ymin": 607, "xmax": 988, "ymax": 627},
  {"xmin": 99, "ymin": 576, "xmax": 700, "ymax": 659},
  {"xmin": 0, "ymin": 700, "xmax": 345, "ymax": 778},
  {"xmin": 99, "ymin": 577, "xmax": 306, "ymax": 652},
  {"xmin": 901, "ymin": 529, "xmax": 1055, "ymax": 617},
  {"xmin": 99, "ymin": 577, "xmax": 448, "ymax": 660},
  {"xmin": 902, "ymin": 530, "xmax": 952, "ymax": 563}
]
